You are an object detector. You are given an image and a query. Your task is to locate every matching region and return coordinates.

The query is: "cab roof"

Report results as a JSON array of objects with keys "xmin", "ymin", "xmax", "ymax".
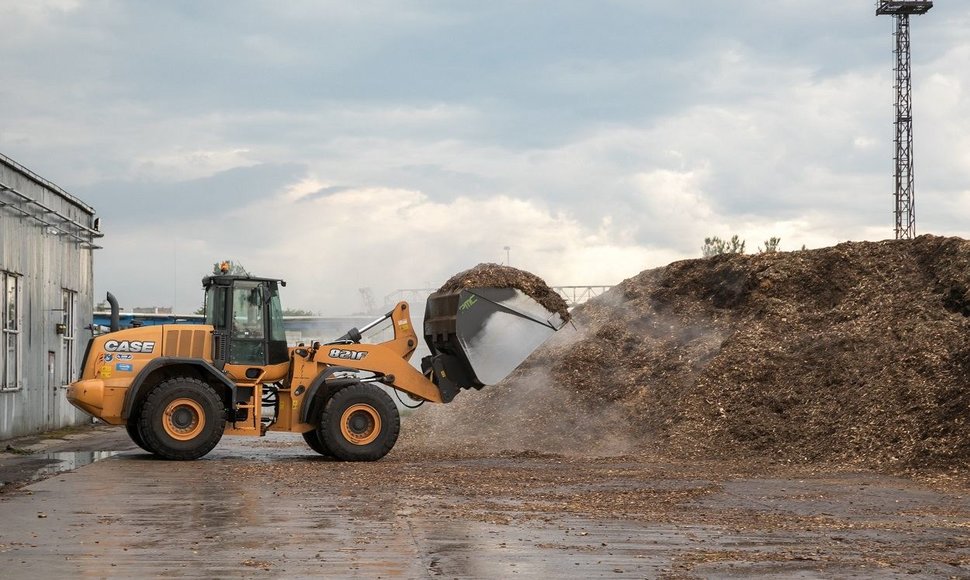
[{"xmin": 202, "ymin": 274, "xmax": 287, "ymax": 288}]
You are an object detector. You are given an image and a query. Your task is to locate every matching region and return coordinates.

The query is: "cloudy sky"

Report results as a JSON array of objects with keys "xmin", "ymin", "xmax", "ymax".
[{"xmin": 2, "ymin": 1, "xmax": 968, "ymax": 314}]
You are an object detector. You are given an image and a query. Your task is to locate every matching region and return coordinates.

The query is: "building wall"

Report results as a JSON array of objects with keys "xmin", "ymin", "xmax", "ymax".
[{"xmin": 0, "ymin": 156, "xmax": 98, "ymax": 439}]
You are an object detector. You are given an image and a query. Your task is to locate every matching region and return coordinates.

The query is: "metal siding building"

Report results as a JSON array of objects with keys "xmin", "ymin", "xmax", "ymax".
[{"xmin": 0, "ymin": 153, "xmax": 100, "ymax": 439}]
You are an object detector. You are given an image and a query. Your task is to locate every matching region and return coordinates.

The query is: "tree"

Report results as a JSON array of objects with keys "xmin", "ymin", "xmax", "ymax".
[
  {"xmin": 194, "ymin": 305, "xmax": 315, "ymax": 316},
  {"xmin": 282, "ymin": 308, "xmax": 316, "ymax": 316},
  {"xmin": 758, "ymin": 237, "xmax": 781, "ymax": 253},
  {"xmin": 702, "ymin": 235, "xmax": 746, "ymax": 257},
  {"xmin": 359, "ymin": 287, "xmax": 376, "ymax": 313},
  {"xmin": 198, "ymin": 260, "xmax": 316, "ymax": 316},
  {"xmin": 191, "ymin": 259, "xmax": 252, "ymax": 314},
  {"xmin": 212, "ymin": 260, "xmax": 249, "ymax": 276}
]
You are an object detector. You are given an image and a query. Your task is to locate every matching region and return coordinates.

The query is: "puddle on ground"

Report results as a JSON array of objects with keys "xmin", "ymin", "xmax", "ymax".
[{"xmin": 32, "ymin": 451, "xmax": 119, "ymax": 480}]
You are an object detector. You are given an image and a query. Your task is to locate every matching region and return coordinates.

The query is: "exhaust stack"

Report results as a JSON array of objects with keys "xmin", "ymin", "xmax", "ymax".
[{"xmin": 106, "ymin": 292, "xmax": 120, "ymax": 333}]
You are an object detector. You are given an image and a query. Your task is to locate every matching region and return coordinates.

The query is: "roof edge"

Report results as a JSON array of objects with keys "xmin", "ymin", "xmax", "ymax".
[{"xmin": 0, "ymin": 152, "xmax": 96, "ymax": 215}]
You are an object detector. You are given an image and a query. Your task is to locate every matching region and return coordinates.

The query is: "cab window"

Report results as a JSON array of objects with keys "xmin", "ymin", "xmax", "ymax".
[
  {"xmin": 268, "ymin": 290, "xmax": 285, "ymax": 342},
  {"xmin": 232, "ymin": 282, "xmax": 264, "ymax": 339},
  {"xmin": 204, "ymin": 286, "xmax": 227, "ymax": 328}
]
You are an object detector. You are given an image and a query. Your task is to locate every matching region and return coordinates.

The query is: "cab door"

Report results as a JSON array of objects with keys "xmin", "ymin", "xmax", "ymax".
[
  {"xmin": 228, "ymin": 281, "xmax": 267, "ymax": 366},
  {"xmin": 204, "ymin": 277, "xmax": 289, "ymax": 381}
]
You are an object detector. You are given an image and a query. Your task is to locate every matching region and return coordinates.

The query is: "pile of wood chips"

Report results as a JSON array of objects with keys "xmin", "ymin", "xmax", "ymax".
[
  {"xmin": 437, "ymin": 262, "xmax": 570, "ymax": 322},
  {"xmin": 413, "ymin": 235, "xmax": 970, "ymax": 470}
]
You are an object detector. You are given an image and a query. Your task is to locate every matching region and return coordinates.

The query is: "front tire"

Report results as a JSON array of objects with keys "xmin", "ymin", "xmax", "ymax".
[
  {"xmin": 138, "ymin": 377, "xmax": 226, "ymax": 460},
  {"xmin": 302, "ymin": 428, "xmax": 333, "ymax": 457},
  {"xmin": 321, "ymin": 384, "xmax": 400, "ymax": 461},
  {"xmin": 126, "ymin": 417, "xmax": 153, "ymax": 453}
]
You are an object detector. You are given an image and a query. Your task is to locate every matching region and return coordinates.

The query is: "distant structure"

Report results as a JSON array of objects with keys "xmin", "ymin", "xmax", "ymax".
[{"xmin": 876, "ymin": 1, "xmax": 933, "ymax": 240}]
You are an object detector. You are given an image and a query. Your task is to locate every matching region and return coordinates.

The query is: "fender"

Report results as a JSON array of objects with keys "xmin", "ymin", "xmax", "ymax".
[
  {"xmin": 299, "ymin": 366, "xmax": 360, "ymax": 424},
  {"xmin": 121, "ymin": 357, "xmax": 239, "ymax": 421}
]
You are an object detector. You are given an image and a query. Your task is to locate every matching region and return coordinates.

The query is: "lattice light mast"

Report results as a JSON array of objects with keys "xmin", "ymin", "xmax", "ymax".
[{"xmin": 876, "ymin": 1, "xmax": 933, "ymax": 240}]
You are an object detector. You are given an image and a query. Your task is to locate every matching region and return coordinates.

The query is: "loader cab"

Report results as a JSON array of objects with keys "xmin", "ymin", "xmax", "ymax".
[{"xmin": 202, "ymin": 275, "xmax": 289, "ymax": 370}]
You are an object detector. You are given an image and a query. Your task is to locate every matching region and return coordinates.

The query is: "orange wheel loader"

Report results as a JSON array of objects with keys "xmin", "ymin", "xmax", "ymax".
[{"xmin": 66, "ymin": 273, "xmax": 566, "ymax": 461}]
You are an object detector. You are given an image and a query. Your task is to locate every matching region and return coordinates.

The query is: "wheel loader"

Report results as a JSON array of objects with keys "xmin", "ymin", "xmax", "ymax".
[{"xmin": 66, "ymin": 271, "xmax": 566, "ymax": 461}]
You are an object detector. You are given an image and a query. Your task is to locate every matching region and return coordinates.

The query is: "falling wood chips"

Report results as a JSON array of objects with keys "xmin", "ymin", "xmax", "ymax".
[
  {"xmin": 438, "ymin": 263, "xmax": 570, "ymax": 322},
  {"xmin": 414, "ymin": 235, "xmax": 970, "ymax": 470}
]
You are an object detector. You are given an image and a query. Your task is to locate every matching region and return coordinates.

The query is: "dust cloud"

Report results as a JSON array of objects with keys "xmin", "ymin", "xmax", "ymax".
[{"xmin": 401, "ymin": 324, "xmax": 644, "ymax": 457}]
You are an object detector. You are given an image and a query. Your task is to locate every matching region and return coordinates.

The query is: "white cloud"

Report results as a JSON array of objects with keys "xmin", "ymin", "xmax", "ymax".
[
  {"xmin": 95, "ymin": 183, "xmax": 684, "ymax": 313},
  {"xmin": 0, "ymin": 0, "xmax": 80, "ymax": 37},
  {"xmin": 281, "ymin": 177, "xmax": 328, "ymax": 202},
  {"xmin": 231, "ymin": 186, "xmax": 666, "ymax": 310},
  {"xmin": 632, "ymin": 168, "xmax": 718, "ymax": 238},
  {"xmin": 2, "ymin": 1, "xmax": 969, "ymax": 314},
  {"xmin": 131, "ymin": 148, "xmax": 258, "ymax": 182}
]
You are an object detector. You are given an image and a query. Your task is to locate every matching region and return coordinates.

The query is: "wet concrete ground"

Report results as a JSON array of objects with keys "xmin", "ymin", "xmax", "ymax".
[{"xmin": 0, "ymin": 425, "xmax": 968, "ymax": 578}]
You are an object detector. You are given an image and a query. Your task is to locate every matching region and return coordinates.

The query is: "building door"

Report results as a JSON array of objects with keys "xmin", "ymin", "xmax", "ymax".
[
  {"xmin": 59, "ymin": 290, "xmax": 77, "ymax": 426},
  {"xmin": 48, "ymin": 351, "xmax": 56, "ymax": 426}
]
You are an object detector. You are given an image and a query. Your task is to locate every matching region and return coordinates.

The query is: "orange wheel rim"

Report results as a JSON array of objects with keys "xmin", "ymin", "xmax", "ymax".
[
  {"xmin": 162, "ymin": 398, "xmax": 205, "ymax": 441},
  {"xmin": 340, "ymin": 404, "xmax": 381, "ymax": 445}
]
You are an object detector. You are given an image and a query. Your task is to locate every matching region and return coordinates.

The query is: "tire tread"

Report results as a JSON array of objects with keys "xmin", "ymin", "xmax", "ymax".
[
  {"xmin": 321, "ymin": 383, "xmax": 400, "ymax": 462},
  {"xmin": 138, "ymin": 377, "xmax": 225, "ymax": 460}
]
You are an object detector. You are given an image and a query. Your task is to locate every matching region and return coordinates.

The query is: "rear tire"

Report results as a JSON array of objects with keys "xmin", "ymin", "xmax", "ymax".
[
  {"xmin": 321, "ymin": 384, "xmax": 400, "ymax": 461},
  {"xmin": 138, "ymin": 377, "xmax": 226, "ymax": 460}
]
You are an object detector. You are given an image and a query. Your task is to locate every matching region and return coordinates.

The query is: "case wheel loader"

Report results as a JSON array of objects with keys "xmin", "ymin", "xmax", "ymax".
[{"xmin": 66, "ymin": 272, "xmax": 565, "ymax": 461}]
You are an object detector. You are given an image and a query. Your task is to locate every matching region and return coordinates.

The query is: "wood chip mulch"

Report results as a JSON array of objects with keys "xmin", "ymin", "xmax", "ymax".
[
  {"xmin": 437, "ymin": 262, "xmax": 570, "ymax": 322},
  {"xmin": 413, "ymin": 235, "xmax": 970, "ymax": 471}
]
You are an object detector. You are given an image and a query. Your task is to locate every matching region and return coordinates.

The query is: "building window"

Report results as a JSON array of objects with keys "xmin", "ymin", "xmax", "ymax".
[
  {"xmin": 2, "ymin": 272, "xmax": 21, "ymax": 391},
  {"xmin": 62, "ymin": 289, "xmax": 77, "ymax": 384}
]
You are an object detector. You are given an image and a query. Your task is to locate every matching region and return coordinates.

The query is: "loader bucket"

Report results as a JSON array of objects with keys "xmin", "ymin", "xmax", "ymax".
[{"xmin": 423, "ymin": 287, "xmax": 567, "ymax": 402}]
